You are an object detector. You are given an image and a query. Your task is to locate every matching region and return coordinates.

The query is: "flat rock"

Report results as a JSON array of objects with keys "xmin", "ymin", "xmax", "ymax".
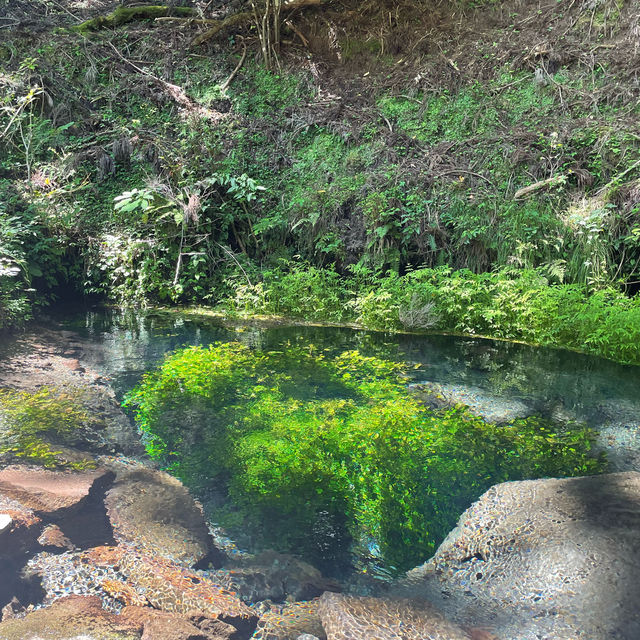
[
  {"xmin": 105, "ymin": 467, "xmax": 219, "ymax": 567},
  {"xmin": 212, "ymin": 551, "xmax": 340, "ymax": 603},
  {"xmin": 0, "ymin": 595, "xmax": 140, "ymax": 640},
  {"xmin": 317, "ymin": 592, "xmax": 473, "ymax": 640},
  {"xmin": 0, "ymin": 467, "xmax": 114, "ymax": 517},
  {"xmin": 395, "ymin": 472, "xmax": 640, "ymax": 640}
]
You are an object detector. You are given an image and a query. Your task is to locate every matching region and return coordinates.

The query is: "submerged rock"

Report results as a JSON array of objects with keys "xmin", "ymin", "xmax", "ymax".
[
  {"xmin": 252, "ymin": 599, "xmax": 326, "ymax": 640},
  {"xmin": 409, "ymin": 382, "xmax": 532, "ymax": 424},
  {"xmin": 395, "ymin": 471, "xmax": 640, "ymax": 640},
  {"xmin": 0, "ymin": 595, "xmax": 249, "ymax": 640},
  {"xmin": 30, "ymin": 545, "xmax": 258, "ymax": 635},
  {"xmin": 0, "ymin": 595, "xmax": 140, "ymax": 640},
  {"xmin": 0, "ymin": 467, "xmax": 114, "ymax": 518},
  {"xmin": 211, "ymin": 551, "xmax": 340, "ymax": 604},
  {"xmin": 317, "ymin": 592, "xmax": 474, "ymax": 640},
  {"xmin": 104, "ymin": 467, "xmax": 223, "ymax": 567}
]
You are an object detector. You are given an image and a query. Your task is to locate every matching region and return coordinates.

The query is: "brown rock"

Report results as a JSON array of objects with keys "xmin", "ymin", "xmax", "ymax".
[
  {"xmin": 105, "ymin": 467, "xmax": 222, "ymax": 567},
  {"xmin": 37, "ymin": 524, "xmax": 74, "ymax": 550},
  {"xmin": 0, "ymin": 595, "xmax": 140, "ymax": 639},
  {"xmin": 213, "ymin": 551, "xmax": 340, "ymax": 603},
  {"xmin": 61, "ymin": 358, "xmax": 85, "ymax": 372},
  {"xmin": 0, "ymin": 467, "xmax": 114, "ymax": 517},
  {"xmin": 122, "ymin": 607, "xmax": 242, "ymax": 640},
  {"xmin": 49, "ymin": 546, "xmax": 258, "ymax": 635}
]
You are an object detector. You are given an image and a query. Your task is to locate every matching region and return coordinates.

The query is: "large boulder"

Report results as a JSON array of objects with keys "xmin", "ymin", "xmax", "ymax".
[
  {"xmin": 104, "ymin": 467, "xmax": 222, "ymax": 567},
  {"xmin": 395, "ymin": 472, "xmax": 640, "ymax": 640},
  {"xmin": 317, "ymin": 592, "xmax": 474, "ymax": 640}
]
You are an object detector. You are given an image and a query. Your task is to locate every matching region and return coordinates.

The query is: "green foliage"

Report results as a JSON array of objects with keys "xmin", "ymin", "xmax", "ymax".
[
  {"xmin": 226, "ymin": 264, "xmax": 640, "ymax": 365},
  {"xmin": 231, "ymin": 64, "xmax": 311, "ymax": 117},
  {"xmin": 125, "ymin": 343, "xmax": 604, "ymax": 570},
  {"xmin": 0, "ymin": 387, "xmax": 95, "ymax": 469}
]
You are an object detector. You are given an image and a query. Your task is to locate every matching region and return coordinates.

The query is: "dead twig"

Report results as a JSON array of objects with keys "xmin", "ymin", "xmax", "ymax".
[{"xmin": 220, "ymin": 43, "xmax": 247, "ymax": 92}]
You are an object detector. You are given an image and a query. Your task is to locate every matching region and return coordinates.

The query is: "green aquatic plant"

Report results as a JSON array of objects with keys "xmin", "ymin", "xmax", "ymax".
[
  {"xmin": 125, "ymin": 343, "xmax": 605, "ymax": 571},
  {"xmin": 0, "ymin": 386, "xmax": 95, "ymax": 469}
]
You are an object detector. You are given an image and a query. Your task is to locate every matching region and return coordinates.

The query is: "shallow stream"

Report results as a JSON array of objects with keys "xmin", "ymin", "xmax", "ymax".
[{"xmin": 30, "ymin": 307, "xmax": 640, "ymax": 573}]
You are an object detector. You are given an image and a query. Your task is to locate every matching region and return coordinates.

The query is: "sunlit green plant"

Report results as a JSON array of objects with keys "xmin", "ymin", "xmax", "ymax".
[
  {"xmin": 0, "ymin": 386, "xmax": 95, "ymax": 469},
  {"xmin": 125, "ymin": 343, "xmax": 605, "ymax": 570}
]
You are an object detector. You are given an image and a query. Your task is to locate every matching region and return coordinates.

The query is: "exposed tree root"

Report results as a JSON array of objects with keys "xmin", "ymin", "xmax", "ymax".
[{"xmin": 74, "ymin": 6, "xmax": 195, "ymax": 32}]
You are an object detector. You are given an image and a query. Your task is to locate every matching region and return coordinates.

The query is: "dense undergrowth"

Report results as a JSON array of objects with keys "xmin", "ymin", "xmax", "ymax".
[
  {"xmin": 1, "ymin": 0, "xmax": 639, "ymax": 365},
  {"xmin": 125, "ymin": 343, "xmax": 605, "ymax": 571},
  {"xmin": 225, "ymin": 264, "xmax": 640, "ymax": 364}
]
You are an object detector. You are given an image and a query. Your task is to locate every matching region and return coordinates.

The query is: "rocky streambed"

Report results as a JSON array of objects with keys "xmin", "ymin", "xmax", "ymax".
[{"xmin": 1, "ymin": 325, "xmax": 640, "ymax": 640}]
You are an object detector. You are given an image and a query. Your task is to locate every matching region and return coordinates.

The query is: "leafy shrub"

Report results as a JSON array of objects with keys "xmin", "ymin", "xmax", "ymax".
[
  {"xmin": 224, "ymin": 265, "xmax": 640, "ymax": 365},
  {"xmin": 0, "ymin": 386, "xmax": 95, "ymax": 469},
  {"xmin": 125, "ymin": 343, "xmax": 604, "ymax": 571}
]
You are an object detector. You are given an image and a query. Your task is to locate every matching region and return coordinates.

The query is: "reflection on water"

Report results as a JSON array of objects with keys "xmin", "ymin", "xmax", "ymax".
[{"xmin": 49, "ymin": 306, "xmax": 640, "ymax": 436}]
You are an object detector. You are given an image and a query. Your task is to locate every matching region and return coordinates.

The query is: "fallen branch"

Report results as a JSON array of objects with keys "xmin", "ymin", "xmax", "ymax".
[
  {"xmin": 74, "ymin": 6, "xmax": 195, "ymax": 31},
  {"xmin": 191, "ymin": 0, "xmax": 328, "ymax": 47},
  {"xmin": 107, "ymin": 43, "xmax": 221, "ymax": 121},
  {"xmin": 154, "ymin": 17, "xmax": 220, "ymax": 25},
  {"xmin": 514, "ymin": 174, "xmax": 566, "ymax": 200},
  {"xmin": 220, "ymin": 44, "xmax": 247, "ymax": 92}
]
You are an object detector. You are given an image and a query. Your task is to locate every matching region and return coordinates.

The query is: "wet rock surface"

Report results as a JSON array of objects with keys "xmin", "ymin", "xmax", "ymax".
[
  {"xmin": 0, "ymin": 467, "xmax": 114, "ymax": 516},
  {"xmin": 395, "ymin": 472, "xmax": 640, "ymax": 640},
  {"xmin": 252, "ymin": 599, "xmax": 326, "ymax": 640},
  {"xmin": 211, "ymin": 551, "xmax": 340, "ymax": 604},
  {"xmin": 318, "ymin": 592, "xmax": 474, "ymax": 640},
  {"xmin": 105, "ymin": 467, "xmax": 221, "ymax": 567},
  {"xmin": 0, "ymin": 595, "xmax": 140, "ymax": 640}
]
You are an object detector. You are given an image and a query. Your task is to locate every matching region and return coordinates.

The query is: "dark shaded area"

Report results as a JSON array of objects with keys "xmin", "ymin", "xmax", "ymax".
[
  {"xmin": 564, "ymin": 473, "xmax": 640, "ymax": 640},
  {"xmin": 55, "ymin": 470, "xmax": 116, "ymax": 550}
]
